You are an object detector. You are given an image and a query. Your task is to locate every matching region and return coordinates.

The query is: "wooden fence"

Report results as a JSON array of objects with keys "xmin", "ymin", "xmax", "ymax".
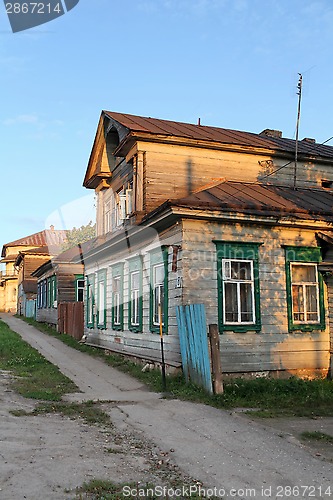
[
  {"xmin": 176, "ymin": 303, "xmax": 213, "ymax": 394},
  {"xmin": 58, "ymin": 302, "xmax": 84, "ymax": 340}
]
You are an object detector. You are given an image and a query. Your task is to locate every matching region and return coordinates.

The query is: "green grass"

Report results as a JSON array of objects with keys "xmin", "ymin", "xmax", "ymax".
[
  {"xmin": 300, "ymin": 431, "xmax": 333, "ymax": 443},
  {"xmin": 74, "ymin": 480, "xmax": 157, "ymax": 499},
  {"xmin": 17, "ymin": 316, "xmax": 333, "ymax": 417},
  {"xmin": 10, "ymin": 400, "xmax": 112, "ymax": 426},
  {"xmin": 0, "ymin": 320, "xmax": 77, "ymax": 400},
  {"xmin": 74, "ymin": 479, "xmax": 215, "ymax": 499}
]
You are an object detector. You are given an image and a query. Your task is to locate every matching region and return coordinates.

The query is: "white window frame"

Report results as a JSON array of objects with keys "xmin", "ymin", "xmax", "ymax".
[
  {"xmin": 87, "ymin": 281, "xmax": 94, "ymax": 325},
  {"xmin": 76, "ymin": 279, "xmax": 85, "ymax": 302},
  {"xmin": 222, "ymin": 258, "xmax": 255, "ymax": 325},
  {"xmin": 113, "ymin": 276, "xmax": 121, "ymax": 326},
  {"xmin": 104, "ymin": 199, "xmax": 112, "ymax": 233},
  {"xmin": 130, "ymin": 270, "xmax": 140, "ymax": 327},
  {"xmin": 97, "ymin": 279, "xmax": 105, "ymax": 327},
  {"xmin": 290, "ymin": 262, "xmax": 320, "ymax": 324},
  {"xmin": 115, "ymin": 187, "xmax": 133, "ymax": 227},
  {"xmin": 152, "ymin": 263, "xmax": 165, "ymax": 327}
]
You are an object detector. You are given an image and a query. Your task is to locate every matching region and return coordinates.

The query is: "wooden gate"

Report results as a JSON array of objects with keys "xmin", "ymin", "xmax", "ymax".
[
  {"xmin": 176, "ymin": 303, "xmax": 213, "ymax": 394},
  {"xmin": 58, "ymin": 302, "xmax": 84, "ymax": 340}
]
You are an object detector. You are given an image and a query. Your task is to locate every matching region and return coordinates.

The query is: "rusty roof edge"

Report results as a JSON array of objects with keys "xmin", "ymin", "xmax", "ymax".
[{"xmin": 103, "ymin": 111, "xmax": 333, "ymax": 160}]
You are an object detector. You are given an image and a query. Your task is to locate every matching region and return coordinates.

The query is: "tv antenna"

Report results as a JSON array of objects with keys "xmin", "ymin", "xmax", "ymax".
[{"xmin": 293, "ymin": 73, "xmax": 303, "ymax": 190}]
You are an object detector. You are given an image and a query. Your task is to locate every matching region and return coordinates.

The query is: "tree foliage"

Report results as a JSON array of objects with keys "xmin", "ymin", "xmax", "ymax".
[{"xmin": 62, "ymin": 221, "xmax": 96, "ymax": 251}]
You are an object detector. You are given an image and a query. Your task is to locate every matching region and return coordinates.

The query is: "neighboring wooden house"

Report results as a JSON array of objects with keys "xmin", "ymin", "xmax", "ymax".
[
  {"xmin": 32, "ymin": 243, "xmax": 95, "ymax": 338},
  {"xmin": 33, "ymin": 245, "xmax": 85, "ymax": 325},
  {"xmin": 0, "ymin": 228, "xmax": 67, "ymax": 314},
  {"xmin": 79, "ymin": 111, "xmax": 333, "ymax": 378}
]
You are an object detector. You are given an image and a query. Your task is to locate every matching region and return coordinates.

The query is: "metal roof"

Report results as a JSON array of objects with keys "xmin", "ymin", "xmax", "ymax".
[
  {"xmin": 104, "ymin": 111, "xmax": 333, "ymax": 159},
  {"xmin": 168, "ymin": 181, "xmax": 333, "ymax": 220},
  {"xmin": 2, "ymin": 229, "xmax": 68, "ymax": 257}
]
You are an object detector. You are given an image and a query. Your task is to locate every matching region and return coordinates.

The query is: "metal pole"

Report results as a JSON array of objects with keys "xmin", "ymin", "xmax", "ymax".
[
  {"xmin": 293, "ymin": 73, "xmax": 302, "ymax": 190},
  {"xmin": 159, "ymin": 301, "xmax": 167, "ymax": 391}
]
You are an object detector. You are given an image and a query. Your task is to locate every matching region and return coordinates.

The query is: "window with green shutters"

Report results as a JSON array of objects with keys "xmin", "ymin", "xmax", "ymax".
[
  {"xmin": 284, "ymin": 246, "xmax": 325, "ymax": 332},
  {"xmin": 128, "ymin": 258, "xmax": 143, "ymax": 332},
  {"xmin": 215, "ymin": 241, "xmax": 262, "ymax": 333},
  {"xmin": 97, "ymin": 270, "xmax": 107, "ymax": 329},
  {"xmin": 150, "ymin": 247, "xmax": 168, "ymax": 334},
  {"xmin": 86, "ymin": 274, "xmax": 95, "ymax": 328},
  {"xmin": 47, "ymin": 276, "xmax": 57, "ymax": 308},
  {"xmin": 112, "ymin": 263, "xmax": 124, "ymax": 331}
]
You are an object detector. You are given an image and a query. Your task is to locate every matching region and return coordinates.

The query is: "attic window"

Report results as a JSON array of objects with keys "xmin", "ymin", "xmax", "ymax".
[{"xmin": 321, "ymin": 179, "xmax": 333, "ymax": 189}]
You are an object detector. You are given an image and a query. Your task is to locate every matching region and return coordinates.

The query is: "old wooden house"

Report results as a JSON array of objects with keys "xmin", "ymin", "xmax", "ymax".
[
  {"xmin": 80, "ymin": 111, "xmax": 333, "ymax": 377},
  {"xmin": 32, "ymin": 241, "xmax": 98, "ymax": 338},
  {"xmin": 0, "ymin": 228, "xmax": 67, "ymax": 315}
]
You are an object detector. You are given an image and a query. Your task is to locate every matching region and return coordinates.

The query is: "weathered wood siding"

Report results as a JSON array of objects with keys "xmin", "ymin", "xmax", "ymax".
[
  {"xmin": 35, "ymin": 263, "xmax": 83, "ymax": 327},
  {"xmin": 181, "ymin": 218, "xmax": 331, "ymax": 376},
  {"xmin": 36, "ymin": 306, "xmax": 58, "ymax": 326},
  {"xmin": 84, "ymin": 223, "xmax": 183, "ymax": 367},
  {"xmin": 133, "ymin": 142, "xmax": 333, "ymax": 214}
]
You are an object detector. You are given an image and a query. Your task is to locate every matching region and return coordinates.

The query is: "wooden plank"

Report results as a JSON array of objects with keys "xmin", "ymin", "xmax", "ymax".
[{"xmin": 208, "ymin": 324, "xmax": 223, "ymax": 394}]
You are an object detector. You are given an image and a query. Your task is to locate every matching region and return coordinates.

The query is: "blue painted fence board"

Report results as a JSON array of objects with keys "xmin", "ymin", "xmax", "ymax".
[
  {"xmin": 176, "ymin": 304, "xmax": 213, "ymax": 394},
  {"xmin": 25, "ymin": 299, "xmax": 36, "ymax": 319}
]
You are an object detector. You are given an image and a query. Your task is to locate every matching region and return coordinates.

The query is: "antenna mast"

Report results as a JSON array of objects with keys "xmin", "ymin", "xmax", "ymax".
[{"xmin": 293, "ymin": 73, "xmax": 303, "ymax": 190}]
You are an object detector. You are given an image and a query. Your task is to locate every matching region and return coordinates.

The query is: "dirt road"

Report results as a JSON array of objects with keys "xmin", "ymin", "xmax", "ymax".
[{"xmin": 0, "ymin": 314, "xmax": 332, "ymax": 500}]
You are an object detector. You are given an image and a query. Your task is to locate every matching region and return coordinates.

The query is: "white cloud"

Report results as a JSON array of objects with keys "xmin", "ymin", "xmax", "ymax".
[{"xmin": 3, "ymin": 114, "xmax": 39, "ymax": 126}]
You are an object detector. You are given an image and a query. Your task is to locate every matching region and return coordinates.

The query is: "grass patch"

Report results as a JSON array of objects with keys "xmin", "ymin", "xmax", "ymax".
[
  {"xmin": 0, "ymin": 320, "xmax": 77, "ymax": 400},
  {"xmin": 74, "ymin": 479, "xmax": 214, "ymax": 499},
  {"xmin": 10, "ymin": 400, "xmax": 111, "ymax": 426},
  {"xmin": 300, "ymin": 431, "xmax": 333, "ymax": 443},
  {"xmin": 18, "ymin": 317, "xmax": 333, "ymax": 417},
  {"xmin": 74, "ymin": 480, "xmax": 152, "ymax": 499}
]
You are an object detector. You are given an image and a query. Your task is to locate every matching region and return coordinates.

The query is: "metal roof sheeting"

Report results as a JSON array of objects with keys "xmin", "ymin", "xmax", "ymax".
[
  {"xmin": 170, "ymin": 181, "xmax": 333, "ymax": 219},
  {"xmin": 104, "ymin": 111, "xmax": 333, "ymax": 159},
  {"xmin": 2, "ymin": 229, "xmax": 68, "ymax": 258}
]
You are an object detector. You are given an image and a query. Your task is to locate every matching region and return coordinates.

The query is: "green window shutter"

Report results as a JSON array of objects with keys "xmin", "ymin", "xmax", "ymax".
[
  {"xmin": 284, "ymin": 246, "xmax": 325, "ymax": 332},
  {"xmin": 86, "ymin": 274, "xmax": 95, "ymax": 328},
  {"xmin": 128, "ymin": 257, "xmax": 143, "ymax": 333},
  {"xmin": 214, "ymin": 241, "xmax": 262, "ymax": 333},
  {"xmin": 149, "ymin": 247, "xmax": 169, "ymax": 334},
  {"xmin": 111, "ymin": 263, "xmax": 124, "ymax": 331},
  {"xmin": 97, "ymin": 269, "xmax": 107, "ymax": 329}
]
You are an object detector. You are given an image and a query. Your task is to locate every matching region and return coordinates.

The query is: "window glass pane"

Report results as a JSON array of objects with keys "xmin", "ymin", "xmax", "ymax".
[
  {"xmin": 114, "ymin": 294, "xmax": 120, "ymax": 324},
  {"xmin": 292, "ymin": 264, "xmax": 316, "ymax": 282},
  {"xmin": 224, "ymin": 282, "xmax": 238, "ymax": 322},
  {"xmin": 154, "ymin": 264, "xmax": 164, "ymax": 285},
  {"xmin": 98, "ymin": 281, "xmax": 105, "ymax": 325},
  {"xmin": 240, "ymin": 283, "xmax": 253, "ymax": 322},
  {"xmin": 292, "ymin": 284, "xmax": 304, "ymax": 322},
  {"xmin": 88, "ymin": 284, "xmax": 93, "ymax": 323},
  {"xmin": 231, "ymin": 261, "xmax": 251, "ymax": 280},
  {"xmin": 306, "ymin": 285, "xmax": 318, "ymax": 312},
  {"xmin": 131, "ymin": 290, "xmax": 139, "ymax": 325},
  {"xmin": 131, "ymin": 271, "xmax": 139, "ymax": 290},
  {"xmin": 113, "ymin": 276, "xmax": 121, "ymax": 325},
  {"xmin": 154, "ymin": 284, "xmax": 164, "ymax": 325}
]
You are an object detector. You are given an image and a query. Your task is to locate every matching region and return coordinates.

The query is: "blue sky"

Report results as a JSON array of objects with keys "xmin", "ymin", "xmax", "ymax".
[{"xmin": 1, "ymin": 0, "xmax": 333, "ymax": 254}]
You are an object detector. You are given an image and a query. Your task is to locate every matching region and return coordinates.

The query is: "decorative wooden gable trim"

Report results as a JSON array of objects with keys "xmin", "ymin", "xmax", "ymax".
[{"xmin": 83, "ymin": 112, "xmax": 130, "ymax": 190}]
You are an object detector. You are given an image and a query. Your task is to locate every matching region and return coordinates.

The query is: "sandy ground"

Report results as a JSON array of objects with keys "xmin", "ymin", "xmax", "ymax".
[{"xmin": 0, "ymin": 371, "xmax": 196, "ymax": 500}]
